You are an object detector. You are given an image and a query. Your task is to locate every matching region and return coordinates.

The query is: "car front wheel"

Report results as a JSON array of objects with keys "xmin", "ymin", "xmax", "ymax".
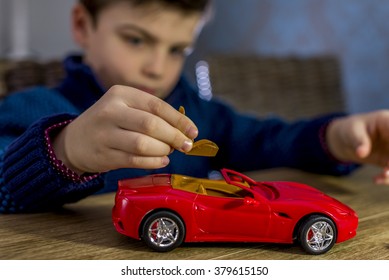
[
  {"xmin": 298, "ymin": 215, "xmax": 337, "ymax": 255},
  {"xmin": 141, "ymin": 211, "xmax": 185, "ymax": 252}
]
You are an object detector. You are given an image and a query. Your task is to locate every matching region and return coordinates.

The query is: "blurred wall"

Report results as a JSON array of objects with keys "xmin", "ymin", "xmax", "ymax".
[
  {"xmin": 29, "ymin": 0, "xmax": 77, "ymax": 59},
  {"xmin": 0, "ymin": 0, "xmax": 77, "ymax": 60},
  {"xmin": 187, "ymin": 0, "xmax": 389, "ymax": 113},
  {"xmin": 1, "ymin": 0, "xmax": 388, "ymax": 113},
  {"xmin": 0, "ymin": 0, "xmax": 8, "ymax": 55}
]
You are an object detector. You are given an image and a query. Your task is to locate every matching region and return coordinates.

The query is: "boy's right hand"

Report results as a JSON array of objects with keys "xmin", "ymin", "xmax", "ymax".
[{"xmin": 52, "ymin": 85, "xmax": 199, "ymax": 174}]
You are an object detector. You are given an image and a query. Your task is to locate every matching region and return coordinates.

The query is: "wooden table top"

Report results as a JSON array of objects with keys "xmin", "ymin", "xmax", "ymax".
[{"xmin": 1, "ymin": 166, "xmax": 389, "ymax": 260}]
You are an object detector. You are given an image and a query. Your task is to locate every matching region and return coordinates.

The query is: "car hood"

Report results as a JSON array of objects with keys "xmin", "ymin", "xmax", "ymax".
[
  {"xmin": 263, "ymin": 181, "xmax": 357, "ymax": 214},
  {"xmin": 260, "ymin": 181, "xmax": 338, "ymax": 204}
]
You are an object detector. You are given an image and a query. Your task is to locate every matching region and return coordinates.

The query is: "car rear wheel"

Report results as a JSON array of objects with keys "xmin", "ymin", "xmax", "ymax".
[
  {"xmin": 141, "ymin": 211, "xmax": 185, "ymax": 252},
  {"xmin": 298, "ymin": 215, "xmax": 337, "ymax": 255}
]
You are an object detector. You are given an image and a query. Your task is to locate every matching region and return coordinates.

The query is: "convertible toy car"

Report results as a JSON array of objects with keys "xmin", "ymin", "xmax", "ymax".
[{"xmin": 112, "ymin": 168, "xmax": 358, "ymax": 254}]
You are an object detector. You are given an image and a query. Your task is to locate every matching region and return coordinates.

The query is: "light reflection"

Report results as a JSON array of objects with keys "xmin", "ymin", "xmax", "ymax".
[{"xmin": 195, "ymin": 60, "xmax": 213, "ymax": 101}]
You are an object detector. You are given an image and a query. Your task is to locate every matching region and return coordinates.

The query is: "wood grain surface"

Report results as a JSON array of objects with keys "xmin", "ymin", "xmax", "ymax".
[{"xmin": 1, "ymin": 166, "xmax": 388, "ymax": 260}]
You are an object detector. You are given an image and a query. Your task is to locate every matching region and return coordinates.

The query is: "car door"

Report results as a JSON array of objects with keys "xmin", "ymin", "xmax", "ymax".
[{"xmin": 193, "ymin": 186, "xmax": 271, "ymax": 239}]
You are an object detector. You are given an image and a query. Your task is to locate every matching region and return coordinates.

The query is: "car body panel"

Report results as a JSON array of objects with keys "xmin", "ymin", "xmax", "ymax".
[{"xmin": 112, "ymin": 168, "xmax": 358, "ymax": 250}]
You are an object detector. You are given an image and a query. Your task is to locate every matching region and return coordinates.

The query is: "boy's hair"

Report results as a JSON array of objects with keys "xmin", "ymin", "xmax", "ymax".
[{"xmin": 80, "ymin": 0, "xmax": 212, "ymax": 24}]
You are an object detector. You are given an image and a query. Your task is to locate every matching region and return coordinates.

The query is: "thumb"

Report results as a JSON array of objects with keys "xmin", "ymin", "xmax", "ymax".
[{"xmin": 352, "ymin": 124, "xmax": 371, "ymax": 159}]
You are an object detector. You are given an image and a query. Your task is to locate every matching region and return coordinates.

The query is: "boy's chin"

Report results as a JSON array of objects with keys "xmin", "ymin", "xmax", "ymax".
[
  {"xmin": 138, "ymin": 88, "xmax": 169, "ymax": 99},
  {"xmin": 134, "ymin": 86, "xmax": 157, "ymax": 96},
  {"xmin": 154, "ymin": 91, "xmax": 170, "ymax": 99}
]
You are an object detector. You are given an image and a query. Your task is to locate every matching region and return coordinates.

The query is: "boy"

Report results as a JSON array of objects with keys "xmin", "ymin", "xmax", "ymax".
[{"xmin": 1, "ymin": 0, "xmax": 389, "ymax": 213}]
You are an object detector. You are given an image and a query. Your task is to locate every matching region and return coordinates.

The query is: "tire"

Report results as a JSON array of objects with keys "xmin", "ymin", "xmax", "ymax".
[
  {"xmin": 141, "ymin": 211, "xmax": 185, "ymax": 252},
  {"xmin": 298, "ymin": 215, "xmax": 337, "ymax": 255}
]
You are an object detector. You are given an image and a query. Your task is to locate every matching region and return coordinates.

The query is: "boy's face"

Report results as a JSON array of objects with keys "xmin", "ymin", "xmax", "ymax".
[{"xmin": 73, "ymin": 2, "xmax": 203, "ymax": 99}]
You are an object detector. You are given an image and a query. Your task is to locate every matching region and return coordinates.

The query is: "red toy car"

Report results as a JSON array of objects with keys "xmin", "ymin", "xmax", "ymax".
[{"xmin": 112, "ymin": 168, "xmax": 358, "ymax": 254}]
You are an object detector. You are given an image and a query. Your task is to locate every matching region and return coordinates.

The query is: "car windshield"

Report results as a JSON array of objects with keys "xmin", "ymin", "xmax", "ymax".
[
  {"xmin": 222, "ymin": 170, "xmax": 255, "ymax": 187},
  {"xmin": 222, "ymin": 169, "xmax": 274, "ymax": 199}
]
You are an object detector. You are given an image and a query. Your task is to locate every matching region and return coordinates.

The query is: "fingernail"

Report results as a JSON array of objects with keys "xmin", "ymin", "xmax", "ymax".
[
  {"xmin": 169, "ymin": 147, "xmax": 175, "ymax": 154},
  {"xmin": 181, "ymin": 140, "xmax": 193, "ymax": 152},
  {"xmin": 162, "ymin": 156, "xmax": 170, "ymax": 166},
  {"xmin": 187, "ymin": 127, "xmax": 198, "ymax": 140}
]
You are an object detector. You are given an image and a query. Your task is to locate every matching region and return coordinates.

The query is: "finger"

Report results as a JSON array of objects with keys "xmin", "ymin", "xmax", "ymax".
[
  {"xmin": 127, "ymin": 154, "xmax": 170, "ymax": 169},
  {"xmin": 350, "ymin": 121, "xmax": 372, "ymax": 159},
  {"xmin": 113, "ymin": 86, "xmax": 198, "ymax": 139},
  {"xmin": 355, "ymin": 143, "xmax": 370, "ymax": 159},
  {"xmin": 373, "ymin": 166, "xmax": 389, "ymax": 184},
  {"xmin": 374, "ymin": 173, "xmax": 389, "ymax": 185},
  {"xmin": 90, "ymin": 148, "xmax": 170, "ymax": 172},
  {"xmin": 114, "ymin": 106, "xmax": 194, "ymax": 153},
  {"xmin": 108, "ymin": 129, "xmax": 172, "ymax": 156}
]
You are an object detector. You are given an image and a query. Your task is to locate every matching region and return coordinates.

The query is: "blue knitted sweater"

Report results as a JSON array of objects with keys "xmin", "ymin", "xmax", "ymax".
[{"xmin": 0, "ymin": 55, "xmax": 358, "ymax": 213}]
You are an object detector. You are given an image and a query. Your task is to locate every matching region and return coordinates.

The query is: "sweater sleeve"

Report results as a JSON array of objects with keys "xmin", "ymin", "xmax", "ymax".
[
  {"xmin": 193, "ymin": 98, "xmax": 360, "ymax": 176},
  {"xmin": 0, "ymin": 114, "xmax": 104, "ymax": 213}
]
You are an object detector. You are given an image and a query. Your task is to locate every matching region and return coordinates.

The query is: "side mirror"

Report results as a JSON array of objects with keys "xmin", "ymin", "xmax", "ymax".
[{"xmin": 244, "ymin": 197, "xmax": 259, "ymax": 206}]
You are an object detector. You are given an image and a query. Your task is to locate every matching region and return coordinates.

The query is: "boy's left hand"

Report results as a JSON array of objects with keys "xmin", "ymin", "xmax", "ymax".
[{"xmin": 326, "ymin": 110, "xmax": 389, "ymax": 184}]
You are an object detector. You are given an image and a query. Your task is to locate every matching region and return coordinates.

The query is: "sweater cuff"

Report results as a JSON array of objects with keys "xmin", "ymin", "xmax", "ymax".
[
  {"xmin": 45, "ymin": 119, "xmax": 100, "ymax": 183},
  {"xmin": 0, "ymin": 149, "xmax": 19, "ymax": 213},
  {"xmin": 304, "ymin": 113, "xmax": 360, "ymax": 175},
  {"xmin": 318, "ymin": 120, "xmax": 351, "ymax": 165},
  {"xmin": 1, "ymin": 113, "xmax": 104, "ymax": 212}
]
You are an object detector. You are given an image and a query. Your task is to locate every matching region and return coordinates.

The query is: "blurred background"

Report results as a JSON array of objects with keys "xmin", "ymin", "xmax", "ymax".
[{"xmin": 0, "ymin": 0, "xmax": 388, "ymax": 116}]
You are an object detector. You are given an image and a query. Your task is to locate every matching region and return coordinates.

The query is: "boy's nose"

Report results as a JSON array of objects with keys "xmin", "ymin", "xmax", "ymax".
[{"xmin": 142, "ymin": 50, "xmax": 167, "ymax": 79}]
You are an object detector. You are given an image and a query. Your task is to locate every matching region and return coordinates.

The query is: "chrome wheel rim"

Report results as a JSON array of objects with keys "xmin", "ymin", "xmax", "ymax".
[
  {"xmin": 148, "ymin": 217, "xmax": 179, "ymax": 248},
  {"xmin": 305, "ymin": 221, "xmax": 334, "ymax": 252}
]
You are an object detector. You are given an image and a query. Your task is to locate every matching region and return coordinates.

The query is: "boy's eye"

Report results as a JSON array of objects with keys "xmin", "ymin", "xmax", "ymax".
[
  {"xmin": 170, "ymin": 46, "xmax": 193, "ymax": 57},
  {"xmin": 124, "ymin": 35, "xmax": 144, "ymax": 46}
]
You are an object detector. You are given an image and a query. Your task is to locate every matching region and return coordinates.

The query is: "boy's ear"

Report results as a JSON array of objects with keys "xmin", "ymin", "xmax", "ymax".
[{"xmin": 71, "ymin": 3, "xmax": 94, "ymax": 48}]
